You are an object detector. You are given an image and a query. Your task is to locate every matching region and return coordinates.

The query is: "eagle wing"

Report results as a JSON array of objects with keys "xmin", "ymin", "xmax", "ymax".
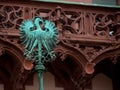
[
  {"xmin": 19, "ymin": 20, "xmax": 36, "ymax": 51},
  {"xmin": 19, "ymin": 18, "xmax": 58, "ymax": 61},
  {"xmin": 42, "ymin": 20, "xmax": 58, "ymax": 52}
]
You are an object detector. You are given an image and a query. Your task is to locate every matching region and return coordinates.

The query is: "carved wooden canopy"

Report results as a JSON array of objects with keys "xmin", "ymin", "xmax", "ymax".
[{"xmin": 0, "ymin": 1, "xmax": 120, "ymax": 90}]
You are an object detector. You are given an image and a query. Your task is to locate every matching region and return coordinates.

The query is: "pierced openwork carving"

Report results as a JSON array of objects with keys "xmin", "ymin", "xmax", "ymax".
[
  {"xmin": 61, "ymin": 39, "xmax": 120, "ymax": 62},
  {"xmin": 0, "ymin": 3, "xmax": 119, "ymax": 65},
  {"xmin": 1, "ymin": 5, "xmax": 117, "ymax": 36},
  {"xmin": 0, "ymin": 5, "xmax": 23, "ymax": 29},
  {"xmin": 0, "ymin": 2, "xmax": 120, "ymax": 90},
  {"xmin": 94, "ymin": 14, "xmax": 116, "ymax": 36},
  {"xmin": 0, "ymin": 4, "xmax": 119, "ymax": 38}
]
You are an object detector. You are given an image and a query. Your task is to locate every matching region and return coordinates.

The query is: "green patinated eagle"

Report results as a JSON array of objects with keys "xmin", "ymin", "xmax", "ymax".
[{"xmin": 19, "ymin": 16, "xmax": 58, "ymax": 61}]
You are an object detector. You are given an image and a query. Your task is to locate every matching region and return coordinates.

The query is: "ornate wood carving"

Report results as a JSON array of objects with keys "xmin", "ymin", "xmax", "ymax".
[
  {"xmin": 0, "ymin": 1, "xmax": 120, "ymax": 90},
  {"xmin": 13, "ymin": 64, "xmax": 32, "ymax": 90}
]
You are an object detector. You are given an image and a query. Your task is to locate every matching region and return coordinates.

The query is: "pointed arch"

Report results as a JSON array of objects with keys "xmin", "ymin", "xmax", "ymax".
[
  {"xmin": 0, "ymin": 38, "xmax": 24, "ymax": 64},
  {"xmin": 55, "ymin": 45, "xmax": 88, "ymax": 71},
  {"xmin": 92, "ymin": 47, "xmax": 120, "ymax": 64}
]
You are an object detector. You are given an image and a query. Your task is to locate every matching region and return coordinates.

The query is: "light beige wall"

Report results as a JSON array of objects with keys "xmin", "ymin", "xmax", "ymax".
[
  {"xmin": 92, "ymin": 73, "xmax": 113, "ymax": 90},
  {"xmin": 25, "ymin": 72, "xmax": 63, "ymax": 90},
  {"xmin": 0, "ymin": 84, "xmax": 4, "ymax": 90}
]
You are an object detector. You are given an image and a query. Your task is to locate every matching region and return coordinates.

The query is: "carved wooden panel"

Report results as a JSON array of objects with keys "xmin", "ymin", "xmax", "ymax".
[{"xmin": 0, "ymin": 1, "xmax": 120, "ymax": 90}]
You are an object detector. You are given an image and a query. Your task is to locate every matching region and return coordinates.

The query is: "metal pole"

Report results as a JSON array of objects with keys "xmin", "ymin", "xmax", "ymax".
[
  {"xmin": 35, "ymin": 60, "xmax": 45, "ymax": 90},
  {"xmin": 37, "ymin": 70, "xmax": 44, "ymax": 90}
]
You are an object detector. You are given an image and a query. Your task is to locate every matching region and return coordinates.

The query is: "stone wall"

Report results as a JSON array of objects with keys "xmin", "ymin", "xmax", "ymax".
[
  {"xmin": 0, "ymin": 84, "xmax": 4, "ymax": 90},
  {"xmin": 25, "ymin": 72, "xmax": 64, "ymax": 90},
  {"xmin": 92, "ymin": 74, "xmax": 112, "ymax": 90}
]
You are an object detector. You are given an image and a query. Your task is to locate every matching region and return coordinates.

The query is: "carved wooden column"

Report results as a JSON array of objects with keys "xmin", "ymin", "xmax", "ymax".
[
  {"xmin": 12, "ymin": 64, "xmax": 33, "ymax": 90},
  {"xmin": 111, "ymin": 59, "xmax": 120, "ymax": 90}
]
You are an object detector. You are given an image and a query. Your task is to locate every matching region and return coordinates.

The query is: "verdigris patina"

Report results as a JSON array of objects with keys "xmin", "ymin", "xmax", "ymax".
[{"xmin": 19, "ymin": 16, "xmax": 58, "ymax": 90}]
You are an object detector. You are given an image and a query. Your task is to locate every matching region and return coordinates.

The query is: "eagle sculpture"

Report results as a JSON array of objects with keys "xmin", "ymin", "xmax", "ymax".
[{"xmin": 19, "ymin": 16, "xmax": 58, "ymax": 63}]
